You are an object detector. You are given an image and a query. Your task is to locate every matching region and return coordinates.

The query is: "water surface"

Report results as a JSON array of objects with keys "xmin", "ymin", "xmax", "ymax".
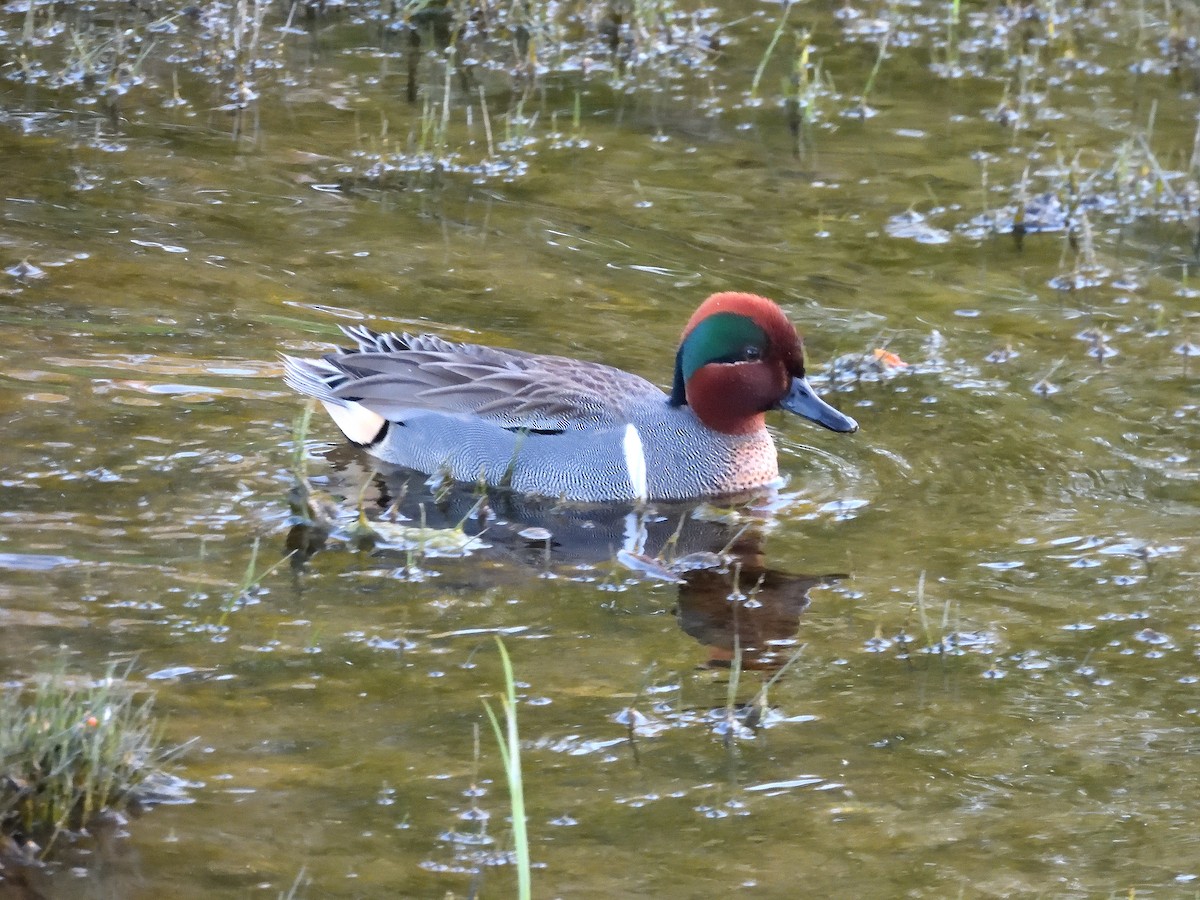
[{"xmin": 1, "ymin": 1, "xmax": 1198, "ymax": 896}]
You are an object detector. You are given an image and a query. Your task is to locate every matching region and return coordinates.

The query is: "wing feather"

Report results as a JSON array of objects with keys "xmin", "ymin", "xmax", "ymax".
[{"xmin": 284, "ymin": 325, "xmax": 665, "ymax": 433}]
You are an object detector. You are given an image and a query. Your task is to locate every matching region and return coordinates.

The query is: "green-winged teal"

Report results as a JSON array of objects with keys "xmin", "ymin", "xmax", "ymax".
[{"xmin": 282, "ymin": 292, "xmax": 858, "ymax": 502}]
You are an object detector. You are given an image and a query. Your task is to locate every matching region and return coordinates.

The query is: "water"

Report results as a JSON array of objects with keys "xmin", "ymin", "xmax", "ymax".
[{"xmin": 1, "ymin": 1, "xmax": 1198, "ymax": 896}]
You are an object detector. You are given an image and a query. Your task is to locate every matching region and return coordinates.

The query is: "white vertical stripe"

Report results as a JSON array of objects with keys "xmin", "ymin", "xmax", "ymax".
[{"xmin": 622, "ymin": 423, "xmax": 648, "ymax": 502}]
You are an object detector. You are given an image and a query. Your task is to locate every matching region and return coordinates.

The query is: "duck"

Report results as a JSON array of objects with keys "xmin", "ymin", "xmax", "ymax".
[{"xmin": 282, "ymin": 292, "xmax": 858, "ymax": 503}]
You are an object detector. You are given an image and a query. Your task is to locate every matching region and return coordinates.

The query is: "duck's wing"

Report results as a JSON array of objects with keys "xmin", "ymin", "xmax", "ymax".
[{"xmin": 284, "ymin": 325, "xmax": 664, "ymax": 434}]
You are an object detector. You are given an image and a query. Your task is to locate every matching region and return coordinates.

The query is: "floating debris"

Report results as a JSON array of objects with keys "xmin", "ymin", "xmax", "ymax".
[
  {"xmin": 884, "ymin": 210, "xmax": 952, "ymax": 244},
  {"xmin": 1076, "ymin": 329, "xmax": 1118, "ymax": 360},
  {"xmin": 365, "ymin": 520, "xmax": 489, "ymax": 557},
  {"xmin": 985, "ymin": 345, "xmax": 1019, "ymax": 363},
  {"xmin": 1032, "ymin": 378, "xmax": 1060, "ymax": 397},
  {"xmin": 611, "ymin": 706, "xmax": 672, "ymax": 737},
  {"xmin": 690, "ymin": 503, "xmax": 754, "ymax": 525},
  {"xmin": 872, "ymin": 348, "xmax": 907, "ymax": 369},
  {"xmin": 616, "ymin": 550, "xmax": 685, "ymax": 583},
  {"xmin": 1049, "ymin": 266, "xmax": 1110, "ymax": 291},
  {"xmin": 827, "ymin": 346, "xmax": 909, "ymax": 383},
  {"xmin": 5, "ymin": 260, "xmax": 45, "ymax": 280},
  {"xmin": 670, "ymin": 551, "xmax": 726, "ymax": 573},
  {"xmin": 1133, "ymin": 628, "xmax": 1173, "ymax": 648}
]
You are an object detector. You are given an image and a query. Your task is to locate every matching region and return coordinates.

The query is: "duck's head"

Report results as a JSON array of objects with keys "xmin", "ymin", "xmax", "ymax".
[{"xmin": 670, "ymin": 292, "xmax": 859, "ymax": 437}]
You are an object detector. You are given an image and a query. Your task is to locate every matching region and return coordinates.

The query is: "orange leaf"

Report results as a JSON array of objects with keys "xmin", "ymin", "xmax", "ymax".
[{"xmin": 873, "ymin": 348, "xmax": 907, "ymax": 368}]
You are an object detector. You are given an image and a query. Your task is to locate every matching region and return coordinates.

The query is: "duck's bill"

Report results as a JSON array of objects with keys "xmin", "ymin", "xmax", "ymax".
[{"xmin": 780, "ymin": 377, "xmax": 859, "ymax": 433}]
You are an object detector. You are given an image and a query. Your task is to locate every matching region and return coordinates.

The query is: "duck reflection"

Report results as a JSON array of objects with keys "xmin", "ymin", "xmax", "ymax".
[{"xmin": 287, "ymin": 446, "xmax": 842, "ymax": 670}]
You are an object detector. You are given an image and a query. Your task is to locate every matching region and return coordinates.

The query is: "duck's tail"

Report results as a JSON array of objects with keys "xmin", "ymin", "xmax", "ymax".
[
  {"xmin": 281, "ymin": 354, "xmax": 347, "ymax": 405},
  {"xmin": 281, "ymin": 354, "xmax": 389, "ymax": 446}
]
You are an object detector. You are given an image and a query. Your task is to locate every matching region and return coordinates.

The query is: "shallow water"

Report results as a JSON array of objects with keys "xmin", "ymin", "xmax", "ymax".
[{"xmin": 2, "ymin": 0, "xmax": 1199, "ymax": 896}]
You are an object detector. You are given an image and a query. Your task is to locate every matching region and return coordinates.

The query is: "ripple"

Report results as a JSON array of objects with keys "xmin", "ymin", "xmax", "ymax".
[{"xmin": 0, "ymin": 551, "xmax": 79, "ymax": 570}]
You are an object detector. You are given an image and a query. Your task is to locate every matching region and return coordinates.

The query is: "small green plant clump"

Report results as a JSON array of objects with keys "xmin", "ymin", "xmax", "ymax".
[{"xmin": 0, "ymin": 664, "xmax": 178, "ymax": 851}]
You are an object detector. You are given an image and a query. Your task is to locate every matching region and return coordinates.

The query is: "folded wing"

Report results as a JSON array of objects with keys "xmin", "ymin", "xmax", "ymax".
[{"xmin": 283, "ymin": 324, "xmax": 664, "ymax": 434}]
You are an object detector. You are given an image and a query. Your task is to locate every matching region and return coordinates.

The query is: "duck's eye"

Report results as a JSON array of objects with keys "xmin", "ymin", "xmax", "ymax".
[{"xmin": 744, "ymin": 345, "xmax": 763, "ymax": 361}]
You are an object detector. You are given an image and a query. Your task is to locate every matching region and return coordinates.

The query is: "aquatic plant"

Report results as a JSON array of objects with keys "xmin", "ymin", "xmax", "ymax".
[
  {"xmin": 481, "ymin": 637, "xmax": 530, "ymax": 900},
  {"xmin": 278, "ymin": 866, "xmax": 310, "ymax": 899},
  {"xmin": 0, "ymin": 663, "xmax": 181, "ymax": 852},
  {"xmin": 2, "ymin": 0, "xmax": 724, "ymax": 179},
  {"xmin": 216, "ymin": 536, "xmax": 298, "ymax": 629}
]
